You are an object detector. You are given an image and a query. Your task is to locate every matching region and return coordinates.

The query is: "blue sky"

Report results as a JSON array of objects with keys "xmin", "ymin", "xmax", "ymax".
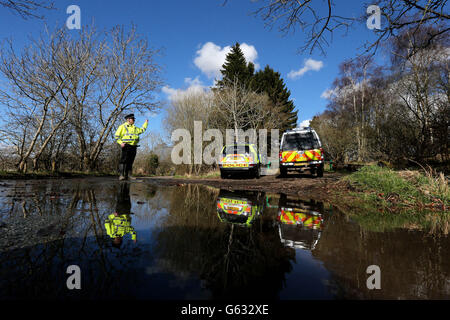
[{"xmin": 0, "ymin": 0, "xmax": 385, "ymax": 141}]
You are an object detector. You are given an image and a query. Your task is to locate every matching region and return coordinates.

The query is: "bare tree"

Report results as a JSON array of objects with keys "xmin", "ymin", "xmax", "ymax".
[
  {"xmin": 46, "ymin": 24, "xmax": 163, "ymax": 172},
  {"xmin": 0, "ymin": 29, "xmax": 74, "ymax": 172},
  {"xmin": 334, "ymin": 56, "xmax": 379, "ymax": 161},
  {"xmin": 0, "ymin": 0, "xmax": 54, "ymax": 19},
  {"xmin": 76, "ymin": 25, "xmax": 163, "ymax": 171},
  {"xmin": 390, "ymin": 27, "xmax": 449, "ymax": 160},
  {"xmin": 311, "ymin": 25, "xmax": 448, "ymax": 164},
  {"xmin": 246, "ymin": 0, "xmax": 449, "ymax": 55},
  {"xmin": 38, "ymin": 120, "xmax": 73, "ymax": 172},
  {"xmin": 212, "ymin": 76, "xmax": 273, "ymax": 141},
  {"xmin": 165, "ymin": 90, "xmax": 215, "ymax": 174},
  {"xmin": 372, "ymin": 0, "xmax": 450, "ymax": 55},
  {"xmin": 250, "ymin": 0, "xmax": 353, "ymax": 55},
  {"xmin": 310, "ymin": 111, "xmax": 356, "ymax": 163},
  {"xmin": 0, "ymin": 24, "xmax": 163, "ymax": 173}
]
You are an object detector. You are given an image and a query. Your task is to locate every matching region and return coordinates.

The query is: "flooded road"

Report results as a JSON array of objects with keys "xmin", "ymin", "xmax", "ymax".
[{"xmin": 0, "ymin": 178, "xmax": 448, "ymax": 300}]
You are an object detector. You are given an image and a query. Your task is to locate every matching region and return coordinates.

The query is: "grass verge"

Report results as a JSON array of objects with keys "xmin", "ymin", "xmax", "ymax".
[{"xmin": 330, "ymin": 165, "xmax": 449, "ymax": 234}]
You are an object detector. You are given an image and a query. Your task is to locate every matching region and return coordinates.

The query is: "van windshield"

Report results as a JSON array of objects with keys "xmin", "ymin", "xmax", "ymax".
[
  {"xmin": 223, "ymin": 145, "xmax": 250, "ymax": 155},
  {"xmin": 282, "ymin": 133, "xmax": 320, "ymax": 150}
]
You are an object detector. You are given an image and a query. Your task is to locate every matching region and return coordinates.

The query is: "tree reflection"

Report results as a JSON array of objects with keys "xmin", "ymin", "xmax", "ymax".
[
  {"xmin": 312, "ymin": 212, "xmax": 450, "ymax": 299},
  {"xmin": 0, "ymin": 180, "xmax": 148, "ymax": 299},
  {"xmin": 1, "ymin": 180, "xmax": 447, "ymax": 299}
]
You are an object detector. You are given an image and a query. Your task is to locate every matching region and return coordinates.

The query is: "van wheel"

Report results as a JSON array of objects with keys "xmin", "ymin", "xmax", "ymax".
[
  {"xmin": 280, "ymin": 167, "xmax": 287, "ymax": 177},
  {"xmin": 317, "ymin": 165, "xmax": 324, "ymax": 178},
  {"xmin": 255, "ymin": 165, "xmax": 261, "ymax": 179},
  {"xmin": 220, "ymin": 170, "xmax": 227, "ymax": 179}
]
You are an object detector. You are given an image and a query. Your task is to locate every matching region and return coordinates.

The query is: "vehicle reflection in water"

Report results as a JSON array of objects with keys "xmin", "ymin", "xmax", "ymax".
[
  {"xmin": 276, "ymin": 194, "xmax": 324, "ymax": 250},
  {"xmin": 216, "ymin": 189, "xmax": 264, "ymax": 227},
  {"xmin": 150, "ymin": 186, "xmax": 295, "ymax": 300},
  {"xmin": 0, "ymin": 179, "xmax": 448, "ymax": 300}
]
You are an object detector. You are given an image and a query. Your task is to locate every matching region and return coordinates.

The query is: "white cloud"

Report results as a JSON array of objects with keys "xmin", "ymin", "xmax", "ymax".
[
  {"xmin": 144, "ymin": 111, "xmax": 158, "ymax": 118},
  {"xmin": 288, "ymin": 59, "xmax": 324, "ymax": 79},
  {"xmin": 194, "ymin": 42, "xmax": 260, "ymax": 79},
  {"xmin": 320, "ymin": 88, "xmax": 335, "ymax": 99},
  {"xmin": 161, "ymin": 86, "xmax": 177, "ymax": 97},
  {"xmin": 299, "ymin": 119, "xmax": 311, "ymax": 128},
  {"xmin": 162, "ymin": 77, "xmax": 210, "ymax": 101},
  {"xmin": 183, "ymin": 76, "xmax": 204, "ymax": 88},
  {"xmin": 240, "ymin": 43, "xmax": 260, "ymax": 70}
]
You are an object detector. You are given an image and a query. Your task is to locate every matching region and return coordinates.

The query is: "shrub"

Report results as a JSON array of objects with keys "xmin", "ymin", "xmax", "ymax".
[{"xmin": 148, "ymin": 153, "xmax": 159, "ymax": 175}]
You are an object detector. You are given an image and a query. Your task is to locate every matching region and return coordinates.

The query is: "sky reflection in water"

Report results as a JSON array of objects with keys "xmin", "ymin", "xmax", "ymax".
[{"xmin": 0, "ymin": 178, "xmax": 448, "ymax": 300}]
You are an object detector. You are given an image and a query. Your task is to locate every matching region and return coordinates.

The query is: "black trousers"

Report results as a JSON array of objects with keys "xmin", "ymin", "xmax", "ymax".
[{"xmin": 120, "ymin": 144, "xmax": 137, "ymax": 172}]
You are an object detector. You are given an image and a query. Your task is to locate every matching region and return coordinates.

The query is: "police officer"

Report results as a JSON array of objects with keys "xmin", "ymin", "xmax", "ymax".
[{"xmin": 115, "ymin": 114, "xmax": 148, "ymax": 180}]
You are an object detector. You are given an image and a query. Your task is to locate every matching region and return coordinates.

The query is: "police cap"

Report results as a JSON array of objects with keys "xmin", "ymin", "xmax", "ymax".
[{"xmin": 125, "ymin": 114, "xmax": 135, "ymax": 120}]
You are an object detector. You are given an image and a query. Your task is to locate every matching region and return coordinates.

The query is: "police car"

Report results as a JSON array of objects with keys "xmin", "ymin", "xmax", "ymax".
[
  {"xmin": 216, "ymin": 189, "xmax": 264, "ymax": 227},
  {"xmin": 219, "ymin": 143, "xmax": 261, "ymax": 179},
  {"xmin": 279, "ymin": 127, "xmax": 324, "ymax": 177}
]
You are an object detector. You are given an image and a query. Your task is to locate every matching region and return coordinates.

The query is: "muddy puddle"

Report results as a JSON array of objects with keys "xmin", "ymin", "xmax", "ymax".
[{"xmin": 0, "ymin": 178, "xmax": 448, "ymax": 300}]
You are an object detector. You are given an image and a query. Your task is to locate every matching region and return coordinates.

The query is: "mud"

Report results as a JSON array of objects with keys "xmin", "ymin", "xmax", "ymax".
[{"xmin": 143, "ymin": 172, "xmax": 344, "ymax": 200}]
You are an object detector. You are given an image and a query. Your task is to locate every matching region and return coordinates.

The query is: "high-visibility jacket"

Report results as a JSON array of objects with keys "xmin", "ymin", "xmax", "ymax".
[
  {"xmin": 104, "ymin": 214, "xmax": 137, "ymax": 241},
  {"xmin": 115, "ymin": 121, "xmax": 148, "ymax": 146}
]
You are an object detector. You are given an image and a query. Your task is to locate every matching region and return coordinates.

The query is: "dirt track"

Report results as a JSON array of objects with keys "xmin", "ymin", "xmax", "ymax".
[{"xmin": 143, "ymin": 172, "xmax": 345, "ymax": 200}]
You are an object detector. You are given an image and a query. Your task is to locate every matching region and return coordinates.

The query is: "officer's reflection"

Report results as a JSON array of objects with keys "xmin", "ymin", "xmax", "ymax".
[{"xmin": 104, "ymin": 182, "xmax": 137, "ymax": 248}]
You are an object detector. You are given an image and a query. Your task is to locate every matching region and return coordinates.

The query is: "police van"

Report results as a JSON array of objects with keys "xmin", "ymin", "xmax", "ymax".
[
  {"xmin": 277, "ymin": 194, "xmax": 324, "ymax": 250},
  {"xmin": 279, "ymin": 127, "xmax": 324, "ymax": 177}
]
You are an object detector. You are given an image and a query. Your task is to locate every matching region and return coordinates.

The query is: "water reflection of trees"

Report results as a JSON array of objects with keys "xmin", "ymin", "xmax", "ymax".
[
  {"xmin": 313, "ymin": 212, "xmax": 450, "ymax": 299},
  {"xmin": 152, "ymin": 186, "xmax": 295, "ymax": 299},
  {"xmin": 3, "ymin": 180, "xmax": 447, "ymax": 299},
  {"xmin": 128, "ymin": 182, "xmax": 168, "ymax": 223},
  {"xmin": 0, "ymin": 180, "xmax": 153, "ymax": 299}
]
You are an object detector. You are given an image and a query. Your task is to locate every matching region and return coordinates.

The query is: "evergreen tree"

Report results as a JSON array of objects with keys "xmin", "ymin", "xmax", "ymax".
[
  {"xmin": 214, "ymin": 44, "xmax": 297, "ymax": 136},
  {"xmin": 251, "ymin": 65, "xmax": 298, "ymax": 132},
  {"xmin": 216, "ymin": 42, "xmax": 254, "ymax": 88}
]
